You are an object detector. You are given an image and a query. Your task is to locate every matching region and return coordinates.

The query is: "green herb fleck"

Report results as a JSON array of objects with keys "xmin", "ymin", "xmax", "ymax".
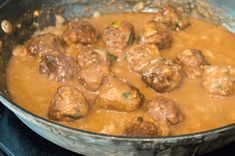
[
  {"xmin": 111, "ymin": 21, "xmax": 121, "ymax": 28},
  {"xmin": 122, "ymin": 92, "xmax": 131, "ymax": 99},
  {"xmin": 216, "ymin": 84, "xmax": 224, "ymax": 91},
  {"xmin": 128, "ymin": 31, "xmax": 135, "ymax": 45},
  {"xmin": 65, "ymin": 114, "xmax": 81, "ymax": 119},
  {"xmin": 107, "ymin": 52, "xmax": 118, "ymax": 63}
]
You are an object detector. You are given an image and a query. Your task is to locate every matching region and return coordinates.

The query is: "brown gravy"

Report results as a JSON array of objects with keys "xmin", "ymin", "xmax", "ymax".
[{"xmin": 6, "ymin": 13, "xmax": 235, "ymax": 136}]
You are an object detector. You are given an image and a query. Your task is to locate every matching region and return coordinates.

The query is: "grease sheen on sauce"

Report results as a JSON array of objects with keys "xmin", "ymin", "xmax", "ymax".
[{"xmin": 6, "ymin": 13, "xmax": 235, "ymax": 136}]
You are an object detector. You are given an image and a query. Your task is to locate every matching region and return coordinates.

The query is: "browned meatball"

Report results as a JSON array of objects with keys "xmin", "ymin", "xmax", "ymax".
[
  {"xmin": 96, "ymin": 78, "xmax": 144, "ymax": 112},
  {"xmin": 175, "ymin": 49, "xmax": 209, "ymax": 79},
  {"xmin": 26, "ymin": 33, "xmax": 63, "ymax": 57},
  {"xmin": 142, "ymin": 58, "xmax": 183, "ymax": 93},
  {"xmin": 102, "ymin": 21, "xmax": 135, "ymax": 56},
  {"xmin": 77, "ymin": 46, "xmax": 109, "ymax": 69},
  {"xmin": 145, "ymin": 96, "xmax": 183, "ymax": 125},
  {"xmin": 48, "ymin": 86, "xmax": 89, "ymax": 122},
  {"xmin": 126, "ymin": 44, "xmax": 160, "ymax": 73},
  {"xmin": 78, "ymin": 63, "xmax": 110, "ymax": 91},
  {"xmin": 202, "ymin": 66, "xmax": 235, "ymax": 96},
  {"xmin": 63, "ymin": 20, "xmax": 97, "ymax": 45},
  {"xmin": 123, "ymin": 116, "xmax": 169, "ymax": 137},
  {"xmin": 139, "ymin": 21, "xmax": 173, "ymax": 49},
  {"xmin": 154, "ymin": 4, "xmax": 190, "ymax": 31},
  {"xmin": 39, "ymin": 52, "xmax": 77, "ymax": 82}
]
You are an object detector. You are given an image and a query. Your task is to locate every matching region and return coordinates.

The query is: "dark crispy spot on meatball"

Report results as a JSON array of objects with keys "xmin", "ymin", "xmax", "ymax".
[
  {"xmin": 175, "ymin": 49, "xmax": 209, "ymax": 79},
  {"xmin": 202, "ymin": 66, "xmax": 235, "ymax": 96},
  {"xmin": 96, "ymin": 78, "xmax": 144, "ymax": 112},
  {"xmin": 145, "ymin": 96, "xmax": 183, "ymax": 125},
  {"xmin": 26, "ymin": 33, "xmax": 63, "ymax": 57},
  {"xmin": 142, "ymin": 58, "xmax": 183, "ymax": 93},
  {"xmin": 63, "ymin": 20, "xmax": 97, "ymax": 45},
  {"xmin": 123, "ymin": 116, "xmax": 169, "ymax": 137},
  {"xmin": 39, "ymin": 52, "xmax": 77, "ymax": 82},
  {"xmin": 139, "ymin": 21, "xmax": 173, "ymax": 50},
  {"xmin": 48, "ymin": 86, "xmax": 89, "ymax": 122},
  {"xmin": 126, "ymin": 44, "xmax": 160, "ymax": 73},
  {"xmin": 102, "ymin": 21, "xmax": 135, "ymax": 56},
  {"xmin": 154, "ymin": 4, "xmax": 190, "ymax": 31}
]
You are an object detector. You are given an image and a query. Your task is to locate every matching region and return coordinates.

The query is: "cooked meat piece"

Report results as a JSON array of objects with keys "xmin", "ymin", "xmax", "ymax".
[
  {"xmin": 142, "ymin": 58, "xmax": 183, "ymax": 93},
  {"xmin": 63, "ymin": 20, "xmax": 97, "ymax": 45},
  {"xmin": 96, "ymin": 77, "xmax": 144, "ymax": 112},
  {"xmin": 26, "ymin": 33, "xmax": 63, "ymax": 57},
  {"xmin": 202, "ymin": 66, "xmax": 235, "ymax": 96},
  {"xmin": 145, "ymin": 96, "xmax": 183, "ymax": 125},
  {"xmin": 139, "ymin": 21, "xmax": 173, "ymax": 49},
  {"xmin": 77, "ymin": 46, "xmax": 109, "ymax": 69},
  {"xmin": 78, "ymin": 63, "xmax": 110, "ymax": 91},
  {"xmin": 102, "ymin": 21, "xmax": 135, "ymax": 56},
  {"xmin": 154, "ymin": 4, "xmax": 190, "ymax": 31},
  {"xmin": 126, "ymin": 44, "xmax": 161, "ymax": 73},
  {"xmin": 175, "ymin": 49, "xmax": 209, "ymax": 79},
  {"xmin": 48, "ymin": 86, "xmax": 89, "ymax": 122},
  {"xmin": 123, "ymin": 116, "xmax": 169, "ymax": 137},
  {"xmin": 39, "ymin": 52, "xmax": 77, "ymax": 82}
]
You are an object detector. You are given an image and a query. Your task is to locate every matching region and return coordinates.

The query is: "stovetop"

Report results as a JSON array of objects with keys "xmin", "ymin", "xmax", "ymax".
[{"xmin": 1, "ymin": 103, "xmax": 235, "ymax": 156}]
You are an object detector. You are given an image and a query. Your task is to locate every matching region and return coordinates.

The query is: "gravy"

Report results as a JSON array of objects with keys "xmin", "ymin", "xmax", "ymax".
[{"xmin": 7, "ymin": 13, "xmax": 235, "ymax": 136}]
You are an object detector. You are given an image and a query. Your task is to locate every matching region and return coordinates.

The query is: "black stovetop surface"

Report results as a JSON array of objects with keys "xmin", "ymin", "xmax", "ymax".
[{"xmin": 1, "ymin": 103, "xmax": 235, "ymax": 156}]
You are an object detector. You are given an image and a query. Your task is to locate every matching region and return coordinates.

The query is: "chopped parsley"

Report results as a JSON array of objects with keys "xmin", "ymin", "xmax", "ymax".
[
  {"xmin": 107, "ymin": 52, "xmax": 118, "ymax": 63},
  {"xmin": 128, "ymin": 31, "xmax": 135, "ymax": 45},
  {"xmin": 111, "ymin": 21, "xmax": 121, "ymax": 28},
  {"xmin": 216, "ymin": 84, "xmax": 224, "ymax": 91},
  {"xmin": 122, "ymin": 92, "xmax": 131, "ymax": 99}
]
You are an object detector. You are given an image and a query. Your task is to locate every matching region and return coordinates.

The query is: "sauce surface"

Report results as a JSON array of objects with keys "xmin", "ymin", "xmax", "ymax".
[{"xmin": 6, "ymin": 13, "xmax": 235, "ymax": 136}]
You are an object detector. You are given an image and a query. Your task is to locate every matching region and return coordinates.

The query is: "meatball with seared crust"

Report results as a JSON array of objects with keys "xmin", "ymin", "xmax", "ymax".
[
  {"xmin": 142, "ymin": 58, "xmax": 183, "ymax": 93},
  {"xmin": 26, "ymin": 33, "xmax": 63, "ymax": 57},
  {"xmin": 63, "ymin": 20, "xmax": 97, "ymax": 45},
  {"xmin": 77, "ymin": 46, "xmax": 109, "ymax": 69},
  {"xmin": 175, "ymin": 49, "xmax": 209, "ymax": 79},
  {"xmin": 39, "ymin": 52, "xmax": 77, "ymax": 82},
  {"xmin": 78, "ymin": 63, "xmax": 110, "ymax": 91},
  {"xmin": 145, "ymin": 96, "xmax": 183, "ymax": 125},
  {"xmin": 126, "ymin": 44, "xmax": 160, "ymax": 73},
  {"xmin": 96, "ymin": 77, "xmax": 144, "ymax": 112},
  {"xmin": 102, "ymin": 21, "xmax": 135, "ymax": 56},
  {"xmin": 139, "ymin": 21, "xmax": 173, "ymax": 49},
  {"xmin": 202, "ymin": 66, "xmax": 235, "ymax": 96},
  {"xmin": 48, "ymin": 86, "xmax": 89, "ymax": 122},
  {"xmin": 154, "ymin": 4, "xmax": 190, "ymax": 31},
  {"xmin": 123, "ymin": 116, "xmax": 169, "ymax": 137}
]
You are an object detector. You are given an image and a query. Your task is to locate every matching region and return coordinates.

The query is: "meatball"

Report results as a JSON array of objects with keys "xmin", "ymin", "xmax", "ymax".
[
  {"xmin": 145, "ymin": 96, "xmax": 183, "ymax": 125},
  {"xmin": 63, "ymin": 20, "xmax": 97, "ymax": 45},
  {"xmin": 39, "ymin": 52, "xmax": 77, "ymax": 82},
  {"xmin": 175, "ymin": 49, "xmax": 209, "ymax": 79},
  {"xmin": 139, "ymin": 21, "xmax": 173, "ymax": 50},
  {"xmin": 96, "ymin": 78, "xmax": 144, "ymax": 112},
  {"xmin": 78, "ymin": 63, "xmax": 110, "ymax": 91},
  {"xmin": 26, "ymin": 33, "xmax": 63, "ymax": 57},
  {"xmin": 154, "ymin": 4, "xmax": 190, "ymax": 31},
  {"xmin": 77, "ymin": 46, "xmax": 109, "ymax": 69},
  {"xmin": 102, "ymin": 21, "xmax": 135, "ymax": 56},
  {"xmin": 202, "ymin": 66, "xmax": 235, "ymax": 96},
  {"xmin": 142, "ymin": 58, "xmax": 183, "ymax": 93},
  {"xmin": 126, "ymin": 44, "xmax": 161, "ymax": 73},
  {"xmin": 123, "ymin": 116, "xmax": 169, "ymax": 137},
  {"xmin": 48, "ymin": 86, "xmax": 89, "ymax": 122}
]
